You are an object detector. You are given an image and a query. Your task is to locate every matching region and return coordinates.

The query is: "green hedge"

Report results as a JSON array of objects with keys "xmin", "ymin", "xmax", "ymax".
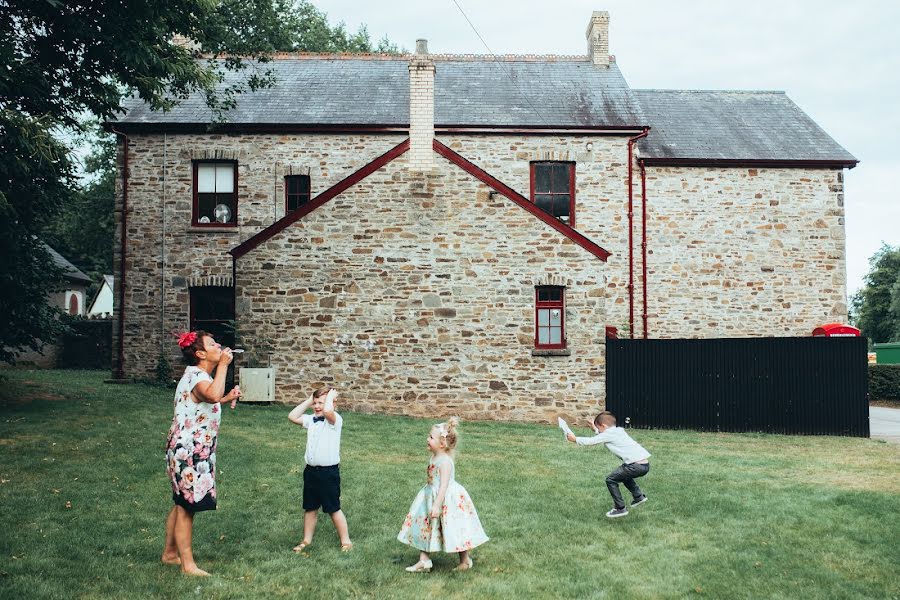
[{"xmin": 870, "ymin": 364, "xmax": 900, "ymax": 402}]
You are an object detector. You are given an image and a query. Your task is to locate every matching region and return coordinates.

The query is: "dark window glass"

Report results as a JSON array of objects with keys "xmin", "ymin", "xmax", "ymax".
[
  {"xmin": 194, "ymin": 162, "xmax": 236, "ymax": 225},
  {"xmin": 285, "ymin": 175, "xmax": 311, "ymax": 213},
  {"xmin": 532, "ymin": 162, "xmax": 574, "ymax": 224},
  {"xmin": 190, "ymin": 286, "xmax": 235, "ymax": 348}
]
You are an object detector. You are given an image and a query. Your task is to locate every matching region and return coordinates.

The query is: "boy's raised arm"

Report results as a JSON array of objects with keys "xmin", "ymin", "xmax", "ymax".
[
  {"xmin": 288, "ymin": 394, "xmax": 314, "ymax": 425},
  {"xmin": 323, "ymin": 388, "xmax": 338, "ymax": 425}
]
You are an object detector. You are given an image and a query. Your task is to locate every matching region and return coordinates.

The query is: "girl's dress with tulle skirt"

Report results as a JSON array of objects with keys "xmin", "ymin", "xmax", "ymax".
[{"xmin": 397, "ymin": 454, "xmax": 489, "ymax": 552}]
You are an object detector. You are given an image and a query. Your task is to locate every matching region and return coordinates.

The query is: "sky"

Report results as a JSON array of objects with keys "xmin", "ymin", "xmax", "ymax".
[{"xmin": 311, "ymin": 0, "xmax": 900, "ymax": 298}]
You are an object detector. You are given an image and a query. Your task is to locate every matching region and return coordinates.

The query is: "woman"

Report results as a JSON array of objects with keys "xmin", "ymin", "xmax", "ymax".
[{"xmin": 161, "ymin": 330, "xmax": 241, "ymax": 576}]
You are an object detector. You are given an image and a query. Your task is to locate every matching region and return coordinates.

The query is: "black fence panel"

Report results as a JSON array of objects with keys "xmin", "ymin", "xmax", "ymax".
[{"xmin": 606, "ymin": 337, "xmax": 869, "ymax": 437}]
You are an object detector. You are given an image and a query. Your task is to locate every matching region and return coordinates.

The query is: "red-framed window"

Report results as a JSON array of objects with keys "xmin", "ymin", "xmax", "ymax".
[
  {"xmin": 189, "ymin": 286, "xmax": 235, "ymax": 348},
  {"xmin": 535, "ymin": 286, "xmax": 566, "ymax": 349},
  {"xmin": 193, "ymin": 161, "xmax": 238, "ymax": 226},
  {"xmin": 285, "ymin": 174, "xmax": 311, "ymax": 213},
  {"xmin": 530, "ymin": 162, "xmax": 576, "ymax": 226}
]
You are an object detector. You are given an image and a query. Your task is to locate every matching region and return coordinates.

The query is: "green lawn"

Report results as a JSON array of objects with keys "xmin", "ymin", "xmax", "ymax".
[{"xmin": 1, "ymin": 370, "xmax": 898, "ymax": 600}]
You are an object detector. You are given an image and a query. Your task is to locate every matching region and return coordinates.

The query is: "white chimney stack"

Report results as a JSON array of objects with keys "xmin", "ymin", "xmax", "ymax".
[
  {"xmin": 586, "ymin": 11, "xmax": 610, "ymax": 68},
  {"xmin": 409, "ymin": 39, "xmax": 435, "ymax": 171}
]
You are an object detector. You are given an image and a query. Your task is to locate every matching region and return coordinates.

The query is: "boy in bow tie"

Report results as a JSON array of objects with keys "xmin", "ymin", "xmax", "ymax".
[{"xmin": 288, "ymin": 387, "xmax": 353, "ymax": 552}]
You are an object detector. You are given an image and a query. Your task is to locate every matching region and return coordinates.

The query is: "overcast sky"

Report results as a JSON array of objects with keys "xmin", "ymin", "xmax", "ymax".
[{"xmin": 311, "ymin": 0, "xmax": 900, "ymax": 298}]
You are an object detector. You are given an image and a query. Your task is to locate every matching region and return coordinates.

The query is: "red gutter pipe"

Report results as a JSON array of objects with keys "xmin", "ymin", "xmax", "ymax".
[
  {"xmin": 110, "ymin": 127, "xmax": 128, "ymax": 379},
  {"xmin": 627, "ymin": 127, "xmax": 650, "ymax": 339},
  {"xmin": 640, "ymin": 158, "xmax": 648, "ymax": 339}
]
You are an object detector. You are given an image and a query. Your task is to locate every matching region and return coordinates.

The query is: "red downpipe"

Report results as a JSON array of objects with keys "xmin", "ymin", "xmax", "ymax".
[
  {"xmin": 627, "ymin": 128, "xmax": 650, "ymax": 339},
  {"xmin": 110, "ymin": 127, "xmax": 128, "ymax": 379},
  {"xmin": 640, "ymin": 158, "xmax": 648, "ymax": 339}
]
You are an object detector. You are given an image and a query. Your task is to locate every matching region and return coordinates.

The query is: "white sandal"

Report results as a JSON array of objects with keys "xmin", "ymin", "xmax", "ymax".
[{"xmin": 405, "ymin": 559, "xmax": 433, "ymax": 573}]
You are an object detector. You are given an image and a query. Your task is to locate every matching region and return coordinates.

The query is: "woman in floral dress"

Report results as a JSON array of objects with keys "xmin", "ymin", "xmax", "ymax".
[
  {"xmin": 398, "ymin": 417, "xmax": 489, "ymax": 572},
  {"xmin": 161, "ymin": 331, "xmax": 241, "ymax": 577}
]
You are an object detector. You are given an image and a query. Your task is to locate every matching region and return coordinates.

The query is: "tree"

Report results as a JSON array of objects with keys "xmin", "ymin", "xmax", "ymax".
[
  {"xmin": 850, "ymin": 244, "xmax": 900, "ymax": 344},
  {"xmin": 1, "ymin": 0, "xmax": 399, "ymax": 361}
]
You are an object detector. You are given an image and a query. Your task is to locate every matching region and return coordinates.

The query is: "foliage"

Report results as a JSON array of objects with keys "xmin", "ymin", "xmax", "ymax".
[
  {"xmin": 1, "ymin": 0, "xmax": 398, "ymax": 362},
  {"xmin": 869, "ymin": 364, "xmax": 900, "ymax": 403},
  {"xmin": 2, "ymin": 370, "xmax": 899, "ymax": 599},
  {"xmin": 851, "ymin": 244, "xmax": 900, "ymax": 344}
]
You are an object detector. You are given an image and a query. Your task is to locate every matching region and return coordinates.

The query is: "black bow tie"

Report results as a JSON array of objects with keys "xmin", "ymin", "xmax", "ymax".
[{"xmin": 313, "ymin": 416, "xmax": 325, "ymax": 423}]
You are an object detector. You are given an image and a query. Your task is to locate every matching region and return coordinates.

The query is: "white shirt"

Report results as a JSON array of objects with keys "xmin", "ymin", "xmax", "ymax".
[
  {"xmin": 301, "ymin": 412, "xmax": 342, "ymax": 467},
  {"xmin": 576, "ymin": 426, "xmax": 651, "ymax": 464}
]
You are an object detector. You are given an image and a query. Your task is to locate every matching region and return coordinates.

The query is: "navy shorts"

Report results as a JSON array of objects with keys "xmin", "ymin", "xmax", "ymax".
[{"xmin": 302, "ymin": 464, "xmax": 341, "ymax": 514}]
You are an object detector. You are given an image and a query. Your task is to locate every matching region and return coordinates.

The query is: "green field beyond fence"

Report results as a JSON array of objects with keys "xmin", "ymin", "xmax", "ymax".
[{"xmin": 1, "ymin": 370, "xmax": 898, "ymax": 599}]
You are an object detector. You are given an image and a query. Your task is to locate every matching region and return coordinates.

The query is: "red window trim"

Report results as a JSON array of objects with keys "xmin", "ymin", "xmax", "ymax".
[
  {"xmin": 192, "ymin": 160, "xmax": 238, "ymax": 227},
  {"xmin": 284, "ymin": 174, "xmax": 311, "ymax": 214},
  {"xmin": 530, "ymin": 162, "xmax": 576, "ymax": 228},
  {"xmin": 534, "ymin": 286, "xmax": 566, "ymax": 350}
]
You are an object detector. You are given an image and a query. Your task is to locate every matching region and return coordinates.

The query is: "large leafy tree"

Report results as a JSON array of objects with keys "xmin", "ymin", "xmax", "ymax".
[
  {"xmin": 1, "ymin": 0, "xmax": 398, "ymax": 362},
  {"xmin": 851, "ymin": 244, "xmax": 900, "ymax": 344}
]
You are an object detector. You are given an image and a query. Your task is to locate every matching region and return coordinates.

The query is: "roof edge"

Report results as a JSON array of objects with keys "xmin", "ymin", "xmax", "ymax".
[
  {"xmin": 433, "ymin": 139, "xmax": 611, "ymax": 262},
  {"xmin": 231, "ymin": 139, "xmax": 411, "ymax": 258},
  {"xmin": 641, "ymin": 157, "xmax": 858, "ymax": 169}
]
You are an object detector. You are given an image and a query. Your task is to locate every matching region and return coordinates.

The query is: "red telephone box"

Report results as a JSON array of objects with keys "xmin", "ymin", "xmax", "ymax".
[{"xmin": 811, "ymin": 323, "xmax": 860, "ymax": 337}]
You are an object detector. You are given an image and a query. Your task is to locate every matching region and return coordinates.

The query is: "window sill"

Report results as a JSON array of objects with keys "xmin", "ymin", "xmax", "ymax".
[
  {"xmin": 188, "ymin": 226, "xmax": 239, "ymax": 234},
  {"xmin": 531, "ymin": 348, "xmax": 571, "ymax": 357}
]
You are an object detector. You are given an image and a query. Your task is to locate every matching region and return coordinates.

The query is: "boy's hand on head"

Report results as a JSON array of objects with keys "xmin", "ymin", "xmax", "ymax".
[{"xmin": 566, "ymin": 433, "xmax": 576, "ymax": 443}]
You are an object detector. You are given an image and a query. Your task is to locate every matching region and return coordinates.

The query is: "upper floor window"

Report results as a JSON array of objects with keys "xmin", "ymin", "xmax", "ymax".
[
  {"xmin": 285, "ymin": 174, "xmax": 311, "ymax": 213},
  {"xmin": 535, "ymin": 286, "xmax": 566, "ymax": 349},
  {"xmin": 193, "ymin": 161, "xmax": 237, "ymax": 226},
  {"xmin": 530, "ymin": 162, "xmax": 575, "ymax": 226}
]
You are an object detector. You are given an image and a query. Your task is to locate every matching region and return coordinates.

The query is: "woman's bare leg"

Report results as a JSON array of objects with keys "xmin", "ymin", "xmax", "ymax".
[
  {"xmin": 174, "ymin": 505, "xmax": 209, "ymax": 576},
  {"xmin": 161, "ymin": 506, "xmax": 180, "ymax": 565}
]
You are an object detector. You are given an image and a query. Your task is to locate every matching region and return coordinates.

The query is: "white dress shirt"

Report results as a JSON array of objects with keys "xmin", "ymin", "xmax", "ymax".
[
  {"xmin": 301, "ymin": 412, "xmax": 342, "ymax": 467},
  {"xmin": 575, "ymin": 426, "xmax": 651, "ymax": 464}
]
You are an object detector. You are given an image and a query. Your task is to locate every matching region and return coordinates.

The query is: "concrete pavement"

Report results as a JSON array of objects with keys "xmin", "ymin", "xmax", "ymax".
[{"xmin": 870, "ymin": 406, "xmax": 900, "ymax": 443}]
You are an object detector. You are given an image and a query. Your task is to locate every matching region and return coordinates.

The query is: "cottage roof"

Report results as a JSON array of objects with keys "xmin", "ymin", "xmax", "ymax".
[
  {"xmin": 633, "ymin": 90, "xmax": 857, "ymax": 167},
  {"xmin": 113, "ymin": 55, "xmax": 645, "ymax": 129},
  {"xmin": 44, "ymin": 243, "xmax": 92, "ymax": 284}
]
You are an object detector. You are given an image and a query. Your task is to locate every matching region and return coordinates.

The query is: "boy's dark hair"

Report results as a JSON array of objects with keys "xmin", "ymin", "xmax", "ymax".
[
  {"xmin": 594, "ymin": 411, "xmax": 617, "ymax": 427},
  {"xmin": 311, "ymin": 387, "xmax": 330, "ymax": 399}
]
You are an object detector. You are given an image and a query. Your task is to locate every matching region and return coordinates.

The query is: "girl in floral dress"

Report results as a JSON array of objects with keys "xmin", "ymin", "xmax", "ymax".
[
  {"xmin": 397, "ymin": 417, "xmax": 488, "ymax": 572},
  {"xmin": 161, "ymin": 331, "xmax": 241, "ymax": 577}
]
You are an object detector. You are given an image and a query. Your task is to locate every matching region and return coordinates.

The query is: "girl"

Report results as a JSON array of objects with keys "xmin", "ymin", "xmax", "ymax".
[
  {"xmin": 397, "ymin": 417, "xmax": 488, "ymax": 572},
  {"xmin": 161, "ymin": 331, "xmax": 241, "ymax": 577}
]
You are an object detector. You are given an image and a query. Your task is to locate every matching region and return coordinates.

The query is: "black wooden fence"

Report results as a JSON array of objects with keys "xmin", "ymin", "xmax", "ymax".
[{"xmin": 605, "ymin": 337, "xmax": 869, "ymax": 437}]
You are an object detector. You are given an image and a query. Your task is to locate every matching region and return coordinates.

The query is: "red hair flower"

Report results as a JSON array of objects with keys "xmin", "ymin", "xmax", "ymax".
[{"xmin": 177, "ymin": 331, "xmax": 198, "ymax": 349}]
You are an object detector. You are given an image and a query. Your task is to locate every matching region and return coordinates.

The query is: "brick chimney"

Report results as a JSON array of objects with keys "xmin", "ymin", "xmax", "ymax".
[
  {"xmin": 586, "ymin": 11, "xmax": 610, "ymax": 67},
  {"xmin": 408, "ymin": 39, "xmax": 435, "ymax": 171}
]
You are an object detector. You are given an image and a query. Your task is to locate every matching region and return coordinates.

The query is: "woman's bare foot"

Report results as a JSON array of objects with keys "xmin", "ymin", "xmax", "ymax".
[
  {"xmin": 161, "ymin": 553, "xmax": 181, "ymax": 566},
  {"xmin": 182, "ymin": 565, "xmax": 211, "ymax": 577}
]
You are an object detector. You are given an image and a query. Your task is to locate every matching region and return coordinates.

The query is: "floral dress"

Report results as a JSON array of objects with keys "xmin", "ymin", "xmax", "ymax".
[
  {"xmin": 397, "ymin": 454, "xmax": 489, "ymax": 553},
  {"xmin": 165, "ymin": 366, "xmax": 220, "ymax": 512}
]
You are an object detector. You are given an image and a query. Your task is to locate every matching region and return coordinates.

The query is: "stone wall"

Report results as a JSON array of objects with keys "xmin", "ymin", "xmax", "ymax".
[
  {"xmin": 236, "ymin": 151, "xmax": 609, "ymax": 422},
  {"xmin": 112, "ymin": 133, "xmax": 406, "ymax": 379},
  {"xmin": 641, "ymin": 166, "xmax": 847, "ymax": 338}
]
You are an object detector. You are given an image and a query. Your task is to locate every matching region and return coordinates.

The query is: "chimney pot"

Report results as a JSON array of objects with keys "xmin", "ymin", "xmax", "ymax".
[{"xmin": 416, "ymin": 39, "xmax": 429, "ymax": 55}]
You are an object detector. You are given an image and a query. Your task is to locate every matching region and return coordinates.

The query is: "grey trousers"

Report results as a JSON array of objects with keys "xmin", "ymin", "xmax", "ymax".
[{"xmin": 605, "ymin": 462, "xmax": 650, "ymax": 509}]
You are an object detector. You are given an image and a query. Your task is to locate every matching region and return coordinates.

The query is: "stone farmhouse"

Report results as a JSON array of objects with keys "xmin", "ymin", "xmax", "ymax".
[{"xmin": 107, "ymin": 11, "xmax": 856, "ymax": 420}]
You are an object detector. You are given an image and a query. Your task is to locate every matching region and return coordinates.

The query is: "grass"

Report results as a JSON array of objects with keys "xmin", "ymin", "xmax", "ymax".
[{"xmin": 0, "ymin": 369, "xmax": 898, "ymax": 600}]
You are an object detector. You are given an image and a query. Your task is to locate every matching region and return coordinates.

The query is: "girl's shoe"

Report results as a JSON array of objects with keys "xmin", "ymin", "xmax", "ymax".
[
  {"xmin": 453, "ymin": 557, "xmax": 474, "ymax": 571},
  {"xmin": 405, "ymin": 560, "xmax": 433, "ymax": 573},
  {"xmin": 292, "ymin": 541, "xmax": 312, "ymax": 553}
]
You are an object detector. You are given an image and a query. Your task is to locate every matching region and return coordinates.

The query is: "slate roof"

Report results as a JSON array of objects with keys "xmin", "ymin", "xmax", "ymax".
[
  {"xmin": 633, "ymin": 90, "xmax": 857, "ymax": 166},
  {"xmin": 114, "ymin": 55, "xmax": 645, "ymax": 128},
  {"xmin": 45, "ymin": 243, "xmax": 92, "ymax": 284}
]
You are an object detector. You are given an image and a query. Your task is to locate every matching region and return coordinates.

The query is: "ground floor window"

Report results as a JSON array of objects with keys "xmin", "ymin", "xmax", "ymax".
[
  {"xmin": 535, "ymin": 286, "xmax": 566, "ymax": 349},
  {"xmin": 190, "ymin": 286, "xmax": 235, "ymax": 348}
]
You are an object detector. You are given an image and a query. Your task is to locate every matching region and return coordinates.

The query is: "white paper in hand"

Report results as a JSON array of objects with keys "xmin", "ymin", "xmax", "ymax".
[{"xmin": 557, "ymin": 417, "xmax": 574, "ymax": 439}]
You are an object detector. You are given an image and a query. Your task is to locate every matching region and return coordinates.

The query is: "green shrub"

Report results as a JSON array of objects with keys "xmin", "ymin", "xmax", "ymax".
[{"xmin": 869, "ymin": 364, "xmax": 900, "ymax": 402}]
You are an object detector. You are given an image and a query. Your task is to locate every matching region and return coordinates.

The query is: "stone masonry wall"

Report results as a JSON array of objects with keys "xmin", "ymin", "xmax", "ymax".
[
  {"xmin": 113, "ymin": 133, "xmax": 406, "ymax": 379},
  {"xmin": 642, "ymin": 166, "xmax": 847, "ymax": 338},
  {"xmin": 236, "ymin": 152, "xmax": 609, "ymax": 422},
  {"xmin": 438, "ymin": 134, "xmax": 635, "ymax": 337}
]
